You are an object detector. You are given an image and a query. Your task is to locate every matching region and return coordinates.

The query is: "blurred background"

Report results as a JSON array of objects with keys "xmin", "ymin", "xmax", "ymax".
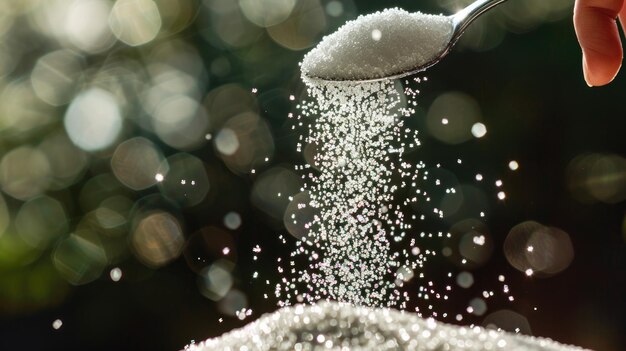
[{"xmin": 0, "ymin": 0, "xmax": 624, "ymax": 350}]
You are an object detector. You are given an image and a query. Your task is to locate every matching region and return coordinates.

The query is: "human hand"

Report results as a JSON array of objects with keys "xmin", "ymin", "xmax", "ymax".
[{"xmin": 574, "ymin": 0, "xmax": 626, "ymax": 86}]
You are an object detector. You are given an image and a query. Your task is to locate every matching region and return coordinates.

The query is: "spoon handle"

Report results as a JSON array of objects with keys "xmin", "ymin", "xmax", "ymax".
[{"xmin": 451, "ymin": 0, "xmax": 509, "ymax": 35}]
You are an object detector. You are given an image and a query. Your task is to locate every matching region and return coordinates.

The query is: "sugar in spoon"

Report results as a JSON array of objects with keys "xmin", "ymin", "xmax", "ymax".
[{"xmin": 301, "ymin": 0, "xmax": 509, "ymax": 82}]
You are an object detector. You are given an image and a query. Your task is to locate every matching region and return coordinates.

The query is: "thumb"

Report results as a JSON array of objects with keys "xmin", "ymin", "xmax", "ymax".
[{"xmin": 574, "ymin": 0, "xmax": 625, "ymax": 86}]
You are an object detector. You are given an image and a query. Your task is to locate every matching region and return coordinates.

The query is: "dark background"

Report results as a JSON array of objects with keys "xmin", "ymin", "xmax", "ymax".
[{"xmin": 0, "ymin": 0, "xmax": 624, "ymax": 350}]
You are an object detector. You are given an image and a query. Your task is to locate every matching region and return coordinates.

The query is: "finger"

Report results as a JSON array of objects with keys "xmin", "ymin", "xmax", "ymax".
[
  {"xmin": 574, "ymin": 0, "xmax": 624, "ymax": 86},
  {"xmin": 619, "ymin": 3, "xmax": 626, "ymax": 36}
]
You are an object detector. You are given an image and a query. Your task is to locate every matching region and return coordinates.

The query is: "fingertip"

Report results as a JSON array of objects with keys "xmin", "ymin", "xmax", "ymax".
[
  {"xmin": 582, "ymin": 51, "xmax": 622, "ymax": 87},
  {"xmin": 574, "ymin": 0, "xmax": 624, "ymax": 86}
]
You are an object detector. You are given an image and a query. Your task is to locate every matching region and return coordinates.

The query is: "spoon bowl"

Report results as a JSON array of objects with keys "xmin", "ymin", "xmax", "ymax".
[{"xmin": 301, "ymin": 0, "xmax": 509, "ymax": 82}]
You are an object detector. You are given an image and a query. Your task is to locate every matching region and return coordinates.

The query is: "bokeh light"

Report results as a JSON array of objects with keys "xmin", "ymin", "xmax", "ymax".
[
  {"xmin": 468, "ymin": 297, "xmax": 488, "ymax": 316},
  {"xmin": 152, "ymin": 93, "xmax": 209, "ymax": 151},
  {"xmin": 64, "ymin": 88, "xmax": 123, "ymax": 152},
  {"xmin": 223, "ymin": 212, "xmax": 242, "ymax": 230},
  {"xmin": 471, "ymin": 122, "xmax": 487, "ymax": 138},
  {"xmin": 216, "ymin": 112, "xmax": 275, "ymax": 174},
  {"xmin": 215, "ymin": 129, "xmax": 240, "ymax": 156},
  {"xmin": 53, "ymin": 233, "xmax": 108, "ymax": 285},
  {"xmin": 205, "ymin": 84, "xmax": 259, "ymax": 129},
  {"xmin": 109, "ymin": 0, "xmax": 162, "ymax": 46},
  {"xmin": 200, "ymin": 0, "xmax": 263, "ymax": 49},
  {"xmin": 504, "ymin": 221, "xmax": 574, "ymax": 277},
  {"xmin": 198, "ymin": 259, "xmax": 234, "ymax": 301},
  {"xmin": 0, "ymin": 147, "xmax": 51, "ymax": 200},
  {"xmin": 266, "ymin": 0, "xmax": 328, "ymax": 51},
  {"xmin": 154, "ymin": 0, "xmax": 197, "ymax": 35},
  {"xmin": 427, "ymin": 92, "xmax": 482, "ymax": 144},
  {"xmin": 567, "ymin": 153, "xmax": 626, "ymax": 204},
  {"xmin": 64, "ymin": 0, "xmax": 116, "ymax": 53},
  {"xmin": 0, "ymin": 79, "xmax": 55, "ymax": 140},
  {"xmin": 16, "ymin": 196, "xmax": 67, "ymax": 250},
  {"xmin": 158, "ymin": 153, "xmax": 209, "ymax": 207},
  {"xmin": 39, "ymin": 130, "xmax": 89, "ymax": 189},
  {"xmin": 75, "ymin": 210, "xmax": 128, "ymax": 264},
  {"xmin": 52, "ymin": 319, "xmax": 63, "ymax": 330},
  {"xmin": 131, "ymin": 211, "xmax": 184, "ymax": 268},
  {"xmin": 239, "ymin": 0, "xmax": 296, "ymax": 28},
  {"xmin": 251, "ymin": 166, "xmax": 303, "ymax": 222},
  {"xmin": 79, "ymin": 174, "xmax": 128, "ymax": 212},
  {"xmin": 498, "ymin": 0, "xmax": 571, "ymax": 33},
  {"xmin": 325, "ymin": 1, "xmax": 344, "ymax": 17},
  {"xmin": 96, "ymin": 198, "xmax": 131, "ymax": 230},
  {"xmin": 456, "ymin": 271, "xmax": 474, "ymax": 288},
  {"xmin": 110, "ymin": 267, "xmax": 123, "ymax": 282},
  {"xmin": 111, "ymin": 137, "xmax": 165, "ymax": 191},
  {"xmin": 31, "ymin": 50, "xmax": 84, "ymax": 106},
  {"xmin": 218, "ymin": 289, "xmax": 248, "ymax": 318}
]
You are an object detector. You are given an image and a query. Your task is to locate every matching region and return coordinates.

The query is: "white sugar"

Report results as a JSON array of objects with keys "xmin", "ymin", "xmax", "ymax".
[
  {"xmin": 190, "ymin": 10, "xmax": 586, "ymax": 349},
  {"xmin": 281, "ymin": 79, "xmax": 416, "ymax": 307},
  {"xmin": 301, "ymin": 8, "xmax": 453, "ymax": 81},
  {"xmin": 187, "ymin": 301, "xmax": 588, "ymax": 351}
]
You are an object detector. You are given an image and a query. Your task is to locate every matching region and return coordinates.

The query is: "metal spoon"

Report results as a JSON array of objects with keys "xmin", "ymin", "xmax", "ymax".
[{"xmin": 302, "ymin": 0, "xmax": 509, "ymax": 82}]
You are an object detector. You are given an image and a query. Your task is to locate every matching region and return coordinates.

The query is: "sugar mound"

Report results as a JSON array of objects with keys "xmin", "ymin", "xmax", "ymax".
[
  {"xmin": 301, "ymin": 8, "xmax": 453, "ymax": 81},
  {"xmin": 186, "ymin": 301, "xmax": 589, "ymax": 351}
]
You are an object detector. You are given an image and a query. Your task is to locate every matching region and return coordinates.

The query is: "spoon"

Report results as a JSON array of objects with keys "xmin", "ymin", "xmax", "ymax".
[{"xmin": 301, "ymin": 0, "xmax": 509, "ymax": 82}]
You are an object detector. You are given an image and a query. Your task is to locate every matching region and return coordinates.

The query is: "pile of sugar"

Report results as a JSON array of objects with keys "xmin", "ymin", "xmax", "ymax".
[
  {"xmin": 301, "ymin": 8, "xmax": 453, "ymax": 81},
  {"xmin": 186, "ymin": 301, "xmax": 588, "ymax": 351}
]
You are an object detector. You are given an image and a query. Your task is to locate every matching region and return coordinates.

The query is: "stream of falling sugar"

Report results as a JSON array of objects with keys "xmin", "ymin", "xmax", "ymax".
[
  {"xmin": 188, "ymin": 73, "xmax": 580, "ymax": 348},
  {"xmin": 276, "ymin": 78, "xmax": 440, "ymax": 308},
  {"xmin": 185, "ymin": 74, "xmax": 592, "ymax": 351}
]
